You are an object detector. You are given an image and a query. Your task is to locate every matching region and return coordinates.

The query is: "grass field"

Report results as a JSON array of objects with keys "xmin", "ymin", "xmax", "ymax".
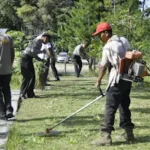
[{"xmin": 6, "ymin": 68, "xmax": 150, "ymax": 150}]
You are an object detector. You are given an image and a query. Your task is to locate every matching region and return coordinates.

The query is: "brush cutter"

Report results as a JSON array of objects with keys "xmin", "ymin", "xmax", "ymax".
[{"xmin": 37, "ymin": 87, "xmax": 105, "ymax": 136}]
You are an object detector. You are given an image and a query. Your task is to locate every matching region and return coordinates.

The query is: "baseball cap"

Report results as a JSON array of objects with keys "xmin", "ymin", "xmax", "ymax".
[{"xmin": 92, "ymin": 22, "xmax": 112, "ymax": 36}]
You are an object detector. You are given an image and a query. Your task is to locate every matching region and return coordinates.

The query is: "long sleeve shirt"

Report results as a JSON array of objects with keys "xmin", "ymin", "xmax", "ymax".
[
  {"xmin": 0, "ymin": 34, "xmax": 14, "ymax": 75},
  {"xmin": 23, "ymin": 38, "xmax": 45, "ymax": 58}
]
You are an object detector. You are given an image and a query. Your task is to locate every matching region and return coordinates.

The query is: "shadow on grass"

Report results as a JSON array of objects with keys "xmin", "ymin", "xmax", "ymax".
[
  {"xmin": 132, "ymin": 107, "xmax": 150, "ymax": 113},
  {"xmin": 132, "ymin": 87, "xmax": 150, "ymax": 93},
  {"xmin": 112, "ymin": 135, "xmax": 150, "ymax": 145},
  {"xmin": 94, "ymin": 134, "xmax": 150, "ymax": 146},
  {"xmin": 18, "ymin": 130, "xmax": 150, "ymax": 144},
  {"xmin": 19, "ymin": 129, "xmax": 78, "ymax": 138},
  {"xmin": 15, "ymin": 115, "xmax": 101, "ymax": 126},
  {"xmin": 134, "ymin": 135, "xmax": 150, "ymax": 143},
  {"xmin": 59, "ymin": 117, "xmax": 101, "ymax": 126},
  {"xmin": 54, "ymin": 83, "xmax": 97, "ymax": 87},
  {"xmin": 135, "ymin": 125, "xmax": 150, "ymax": 129},
  {"xmin": 54, "ymin": 79, "xmax": 95, "ymax": 82},
  {"xmin": 43, "ymin": 82, "xmax": 106, "ymax": 88},
  {"xmin": 131, "ymin": 95, "xmax": 150, "ymax": 100},
  {"xmin": 38, "ymin": 92, "xmax": 102, "ymax": 99}
]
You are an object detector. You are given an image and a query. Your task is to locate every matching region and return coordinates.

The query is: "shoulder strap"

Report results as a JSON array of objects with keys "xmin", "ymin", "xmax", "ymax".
[
  {"xmin": 118, "ymin": 37, "xmax": 127, "ymax": 52},
  {"xmin": 107, "ymin": 39, "xmax": 120, "ymax": 71},
  {"xmin": 0, "ymin": 41, "xmax": 4, "ymax": 62}
]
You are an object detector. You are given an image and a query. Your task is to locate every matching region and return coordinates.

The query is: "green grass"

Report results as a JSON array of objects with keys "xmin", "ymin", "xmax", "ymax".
[{"xmin": 6, "ymin": 72, "xmax": 150, "ymax": 150}]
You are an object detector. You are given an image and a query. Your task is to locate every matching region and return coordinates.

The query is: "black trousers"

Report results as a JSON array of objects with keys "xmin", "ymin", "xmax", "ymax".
[
  {"xmin": 20, "ymin": 54, "xmax": 35, "ymax": 97},
  {"xmin": 50, "ymin": 59, "xmax": 59, "ymax": 80},
  {"xmin": 43, "ymin": 58, "xmax": 50, "ymax": 84},
  {"xmin": 72, "ymin": 55, "xmax": 82, "ymax": 77},
  {"xmin": 102, "ymin": 80, "xmax": 134, "ymax": 131},
  {"xmin": 0, "ymin": 74, "xmax": 13, "ymax": 115}
]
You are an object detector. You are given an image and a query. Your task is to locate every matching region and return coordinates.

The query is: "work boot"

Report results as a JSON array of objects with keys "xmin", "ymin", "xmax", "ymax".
[
  {"xmin": 55, "ymin": 77, "xmax": 60, "ymax": 81},
  {"xmin": 91, "ymin": 129, "xmax": 112, "ymax": 146},
  {"xmin": 5, "ymin": 106, "xmax": 14, "ymax": 119},
  {"xmin": 6, "ymin": 109, "xmax": 14, "ymax": 119},
  {"xmin": 122, "ymin": 127, "xmax": 135, "ymax": 142}
]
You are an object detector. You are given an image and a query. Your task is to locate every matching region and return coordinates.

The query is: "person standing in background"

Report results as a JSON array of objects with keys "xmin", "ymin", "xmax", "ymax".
[
  {"xmin": 37, "ymin": 35, "xmax": 60, "ymax": 87},
  {"xmin": 37, "ymin": 43, "xmax": 50, "ymax": 86},
  {"xmin": 72, "ymin": 43, "xmax": 89, "ymax": 77},
  {"xmin": 0, "ymin": 33, "xmax": 15, "ymax": 119},
  {"xmin": 49, "ymin": 41, "xmax": 60, "ymax": 81}
]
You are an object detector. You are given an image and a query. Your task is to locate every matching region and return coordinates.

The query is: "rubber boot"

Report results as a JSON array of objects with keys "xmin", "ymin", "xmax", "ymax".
[
  {"xmin": 122, "ymin": 127, "xmax": 135, "ymax": 142},
  {"xmin": 91, "ymin": 129, "xmax": 112, "ymax": 146}
]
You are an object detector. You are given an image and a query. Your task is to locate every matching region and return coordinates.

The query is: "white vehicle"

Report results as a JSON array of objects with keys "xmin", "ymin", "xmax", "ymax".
[
  {"xmin": 82, "ymin": 59, "xmax": 89, "ymax": 65},
  {"xmin": 57, "ymin": 52, "xmax": 69, "ymax": 63}
]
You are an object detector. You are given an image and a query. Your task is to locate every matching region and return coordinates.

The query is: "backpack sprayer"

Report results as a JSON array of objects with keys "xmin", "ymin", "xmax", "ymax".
[{"xmin": 119, "ymin": 50, "xmax": 150, "ymax": 82}]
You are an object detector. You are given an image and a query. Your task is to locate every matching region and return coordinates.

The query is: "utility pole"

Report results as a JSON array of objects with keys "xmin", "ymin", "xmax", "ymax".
[
  {"xmin": 111, "ymin": 0, "xmax": 116, "ymax": 18},
  {"xmin": 142, "ymin": 0, "xmax": 145, "ymax": 12}
]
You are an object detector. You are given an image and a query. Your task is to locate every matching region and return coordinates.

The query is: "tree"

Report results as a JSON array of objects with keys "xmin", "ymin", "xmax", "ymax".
[
  {"xmin": 0, "ymin": 0, "xmax": 22, "ymax": 30},
  {"xmin": 57, "ymin": 0, "xmax": 101, "ymax": 52},
  {"xmin": 16, "ymin": 0, "xmax": 70, "ymax": 35},
  {"xmin": 100, "ymin": 0, "xmax": 150, "ymax": 59}
]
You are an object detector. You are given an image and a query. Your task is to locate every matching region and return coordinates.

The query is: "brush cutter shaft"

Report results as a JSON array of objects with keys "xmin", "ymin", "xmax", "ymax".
[{"xmin": 48, "ymin": 93, "xmax": 105, "ymax": 130}]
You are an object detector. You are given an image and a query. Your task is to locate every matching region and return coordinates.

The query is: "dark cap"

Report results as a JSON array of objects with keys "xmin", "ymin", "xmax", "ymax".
[{"xmin": 42, "ymin": 33, "xmax": 51, "ymax": 40}]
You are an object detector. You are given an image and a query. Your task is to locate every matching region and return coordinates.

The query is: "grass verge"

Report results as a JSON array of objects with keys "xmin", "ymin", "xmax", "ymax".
[{"xmin": 6, "ymin": 72, "xmax": 150, "ymax": 150}]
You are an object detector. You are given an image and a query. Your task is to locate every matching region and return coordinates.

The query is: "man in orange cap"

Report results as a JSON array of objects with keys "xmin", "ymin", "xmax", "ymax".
[{"xmin": 91, "ymin": 22, "xmax": 135, "ymax": 146}]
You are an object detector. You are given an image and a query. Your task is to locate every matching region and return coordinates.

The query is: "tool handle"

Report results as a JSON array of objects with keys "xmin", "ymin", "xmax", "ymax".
[
  {"xmin": 99, "ymin": 87, "xmax": 104, "ymax": 96},
  {"xmin": 46, "ymin": 94, "xmax": 104, "ymax": 132}
]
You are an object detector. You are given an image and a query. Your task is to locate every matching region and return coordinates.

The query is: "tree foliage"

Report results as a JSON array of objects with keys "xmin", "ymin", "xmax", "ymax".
[
  {"xmin": 16, "ymin": 0, "xmax": 69, "ymax": 35},
  {"xmin": 57, "ymin": 0, "xmax": 101, "ymax": 53},
  {"xmin": 0, "ymin": 0, "xmax": 21, "ymax": 30},
  {"xmin": 0, "ymin": 0, "xmax": 150, "ymax": 60},
  {"xmin": 100, "ymin": 0, "xmax": 150, "ymax": 59}
]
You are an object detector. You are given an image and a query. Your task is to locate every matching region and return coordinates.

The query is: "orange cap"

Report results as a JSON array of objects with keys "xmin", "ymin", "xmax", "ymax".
[{"xmin": 92, "ymin": 22, "xmax": 112, "ymax": 36}]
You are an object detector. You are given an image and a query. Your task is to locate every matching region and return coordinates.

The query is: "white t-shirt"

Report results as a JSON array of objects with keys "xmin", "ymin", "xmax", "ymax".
[
  {"xmin": 100, "ymin": 35, "xmax": 130, "ymax": 90},
  {"xmin": 38, "ymin": 42, "xmax": 52, "ymax": 60},
  {"xmin": 73, "ymin": 44, "xmax": 83, "ymax": 56}
]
